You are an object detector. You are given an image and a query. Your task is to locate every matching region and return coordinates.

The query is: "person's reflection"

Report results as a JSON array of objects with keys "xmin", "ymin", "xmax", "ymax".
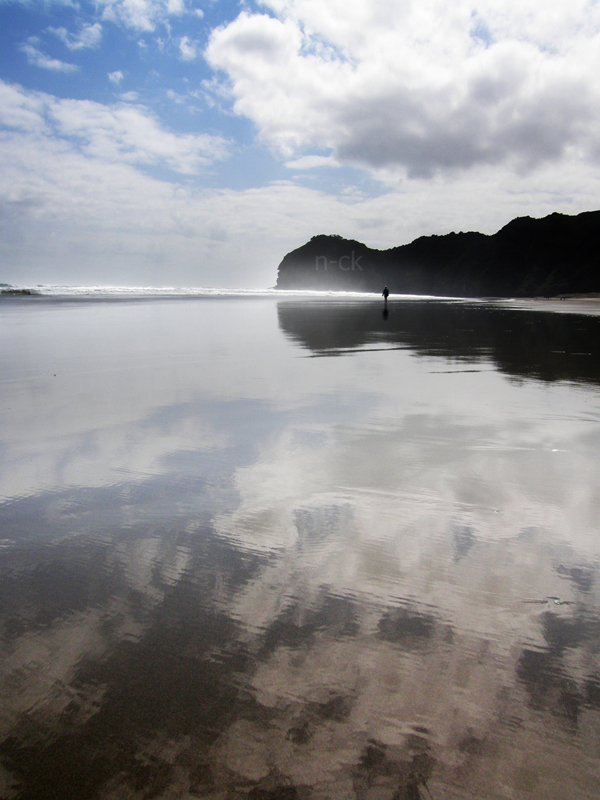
[{"xmin": 382, "ymin": 307, "xmax": 389, "ymax": 320}]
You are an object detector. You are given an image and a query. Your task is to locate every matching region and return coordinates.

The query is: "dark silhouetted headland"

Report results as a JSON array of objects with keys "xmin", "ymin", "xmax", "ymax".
[{"xmin": 275, "ymin": 210, "xmax": 600, "ymax": 297}]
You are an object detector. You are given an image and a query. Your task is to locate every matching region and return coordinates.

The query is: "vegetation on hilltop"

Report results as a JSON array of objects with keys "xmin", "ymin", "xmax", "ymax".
[{"xmin": 275, "ymin": 210, "xmax": 600, "ymax": 297}]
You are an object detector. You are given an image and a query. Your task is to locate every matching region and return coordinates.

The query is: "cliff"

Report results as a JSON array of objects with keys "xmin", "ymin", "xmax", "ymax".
[{"xmin": 275, "ymin": 210, "xmax": 600, "ymax": 297}]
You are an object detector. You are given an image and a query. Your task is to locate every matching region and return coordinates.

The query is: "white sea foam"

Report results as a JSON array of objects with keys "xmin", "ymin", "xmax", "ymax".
[{"xmin": 0, "ymin": 284, "xmax": 438, "ymax": 300}]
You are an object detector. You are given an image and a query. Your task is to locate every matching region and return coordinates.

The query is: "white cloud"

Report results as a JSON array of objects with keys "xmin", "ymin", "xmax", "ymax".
[
  {"xmin": 179, "ymin": 35, "xmax": 198, "ymax": 61},
  {"xmin": 20, "ymin": 38, "xmax": 79, "ymax": 72},
  {"xmin": 108, "ymin": 70, "xmax": 124, "ymax": 85},
  {"xmin": 48, "ymin": 22, "xmax": 103, "ymax": 50},
  {"xmin": 0, "ymin": 81, "xmax": 228, "ymax": 175},
  {"xmin": 98, "ymin": 0, "xmax": 186, "ymax": 32},
  {"xmin": 206, "ymin": 0, "xmax": 600, "ymax": 179},
  {"xmin": 285, "ymin": 154, "xmax": 339, "ymax": 169},
  {"xmin": 2, "ymin": 75, "xmax": 600, "ymax": 289},
  {"xmin": 167, "ymin": 0, "xmax": 184, "ymax": 14},
  {"xmin": 166, "ymin": 89, "xmax": 185, "ymax": 103},
  {"xmin": 0, "ymin": 81, "xmax": 47, "ymax": 132},
  {"xmin": 50, "ymin": 99, "xmax": 227, "ymax": 173}
]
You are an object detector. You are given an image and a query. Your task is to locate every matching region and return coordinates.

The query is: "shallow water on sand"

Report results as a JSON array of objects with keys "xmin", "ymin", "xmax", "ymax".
[{"xmin": 1, "ymin": 295, "xmax": 600, "ymax": 800}]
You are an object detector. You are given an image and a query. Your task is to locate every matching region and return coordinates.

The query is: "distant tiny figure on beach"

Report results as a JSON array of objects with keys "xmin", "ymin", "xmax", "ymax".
[{"xmin": 382, "ymin": 286, "xmax": 389, "ymax": 304}]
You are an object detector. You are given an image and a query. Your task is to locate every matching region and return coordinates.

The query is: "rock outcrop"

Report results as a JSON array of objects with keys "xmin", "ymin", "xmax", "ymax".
[{"xmin": 275, "ymin": 210, "xmax": 600, "ymax": 297}]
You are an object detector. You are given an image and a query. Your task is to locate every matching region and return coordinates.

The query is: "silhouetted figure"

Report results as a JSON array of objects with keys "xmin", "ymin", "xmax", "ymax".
[{"xmin": 382, "ymin": 286, "xmax": 389, "ymax": 316}]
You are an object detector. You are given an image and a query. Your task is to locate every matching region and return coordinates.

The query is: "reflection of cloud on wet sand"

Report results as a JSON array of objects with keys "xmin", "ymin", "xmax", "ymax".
[
  {"xmin": 210, "ymin": 598, "xmax": 600, "ymax": 798},
  {"xmin": 206, "ymin": 410, "xmax": 600, "ymax": 797},
  {"xmin": 0, "ymin": 439, "xmax": 599, "ymax": 797},
  {"xmin": 2, "ymin": 299, "xmax": 600, "ymax": 797},
  {"xmin": 0, "ymin": 387, "xmax": 231, "ymax": 501},
  {"xmin": 215, "ymin": 412, "xmax": 600, "ymax": 608},
  {"xmin": 0, "ymin": 486, "xmax": 273, "ymax": 797}
]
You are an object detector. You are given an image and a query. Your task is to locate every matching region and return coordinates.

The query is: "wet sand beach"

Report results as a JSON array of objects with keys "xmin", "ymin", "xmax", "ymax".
[{"xmin": 1, "ymin": 294, "xmax": 600, "ymax": 799}]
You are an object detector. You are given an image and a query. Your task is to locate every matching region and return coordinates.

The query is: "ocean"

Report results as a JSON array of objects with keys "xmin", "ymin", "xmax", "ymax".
[{"xmin": 1, "ymin": 289, "xmax": 599, "ymax": 799}]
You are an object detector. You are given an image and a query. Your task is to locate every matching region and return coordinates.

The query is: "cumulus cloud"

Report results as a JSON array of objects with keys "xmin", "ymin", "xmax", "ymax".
[
  {"xmin": 205, "ymin": 0, "xmax": 600, "ymax": 178},
  {"xmin": 108, "ymin": 70, "xmax": 124, "ymax": 85},
  {"xmin": 48, "ymin": 22, "xmax": 103, "ymax": 50},
  {"xmin": 179, "ymin": 35, "xmax": 198, "ymax": 61},
  {"xmin": 98, "ymin": 0, "xmax": 185, "ymax": 32},
  {"xmin": 20, "ymin": 38, "xmax": 79, "ymax": 72},
  {"xmin": 51, "ymin": 101, "xmax": 227, "ymax": 173},
  {"xmin": 2, "ymin": 75, "xmax": 600, "ymax": 288},
  {"xmin": 0, "ymin": 81, "xmax": 47, "ymax": 133},
  {"xmin": 285, "ymin": 154, "xmax": 339, "ymax": 169},
  {"xmin": 0, "ymin": 81, "xmax": 228, "ymax": 175}
]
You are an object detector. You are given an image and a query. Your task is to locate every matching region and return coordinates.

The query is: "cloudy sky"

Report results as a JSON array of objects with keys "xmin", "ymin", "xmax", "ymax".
[{"xmin": 1, "ymin": 0, "xmax": 600, "ymax": 288}]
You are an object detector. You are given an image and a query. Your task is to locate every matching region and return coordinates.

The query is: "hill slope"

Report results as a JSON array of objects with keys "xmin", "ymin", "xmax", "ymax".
[{"xmin": 275, "ymin": 210, "xmax": 600, "ymax": 297}]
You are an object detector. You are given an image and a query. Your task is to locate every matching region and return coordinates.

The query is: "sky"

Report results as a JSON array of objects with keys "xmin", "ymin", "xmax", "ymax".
[{"xmin": 1, "ymin": 0, "xmax": 600, "ymax": 288}]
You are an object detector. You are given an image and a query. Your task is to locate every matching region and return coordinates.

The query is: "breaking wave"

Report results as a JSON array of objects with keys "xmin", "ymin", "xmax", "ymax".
[
  {"xmin": 0, "ymin": 284, "xmax": 390, "ymax": 300},
  {"xmin": 0, "ymin": 284, "xmax": 438, "ymax": 301}
]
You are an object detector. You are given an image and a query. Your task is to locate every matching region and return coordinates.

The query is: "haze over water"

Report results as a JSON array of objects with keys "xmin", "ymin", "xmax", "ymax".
[{"xmin": 1, "ymin": 294, "xmax": 600, "ymax": 799}]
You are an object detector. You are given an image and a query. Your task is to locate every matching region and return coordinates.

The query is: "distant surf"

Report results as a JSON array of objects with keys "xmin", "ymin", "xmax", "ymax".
[{"xmin": 0, "ymin": 284, "xmax": 436, "ymax": 300}]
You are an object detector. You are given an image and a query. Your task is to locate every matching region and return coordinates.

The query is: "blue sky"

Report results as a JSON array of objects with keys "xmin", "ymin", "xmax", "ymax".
[{"xmin": 1, "ymin": 0, "xmax": 600, "ymax": 288}]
